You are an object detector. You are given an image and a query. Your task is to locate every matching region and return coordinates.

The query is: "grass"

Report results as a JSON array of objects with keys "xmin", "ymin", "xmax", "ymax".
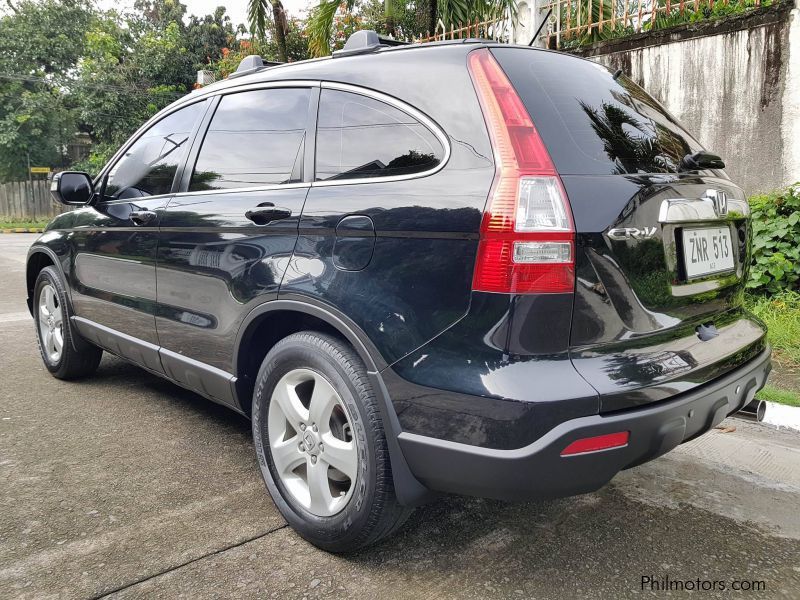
[
  {"xmin": 756, "ymin": 385, "xmax": 800, "ymax": 408},
  {"xmin": 745, "ymin": 291, "xmax": 800, "ymax": 366},
  {"xmin": 0, "ymin": 219, "xmax": 49, "ymax": 230},
  {"xmin": 745, "ymin": 290, "xmax": 800, "ymax": 408}
]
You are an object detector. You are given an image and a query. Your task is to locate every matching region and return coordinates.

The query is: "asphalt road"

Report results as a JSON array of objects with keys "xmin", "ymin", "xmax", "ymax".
[{"xmin": 2, "ymin": 233, "xmax": 799, "ymax": 599}]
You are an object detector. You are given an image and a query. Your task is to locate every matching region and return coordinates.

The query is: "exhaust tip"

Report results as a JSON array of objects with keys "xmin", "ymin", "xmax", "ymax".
[{"xmin": 737, "ymin": 399, "xmax": 766, "ymax": 422}]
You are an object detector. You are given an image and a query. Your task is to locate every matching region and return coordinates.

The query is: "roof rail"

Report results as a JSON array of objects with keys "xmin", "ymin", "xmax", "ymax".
[
  {"xmin": 227, "ymin": 54, "xmax": 284, "ymax": 79},
  {"xmin": 332, "ymin": 30, "xmax": 408, "ymax": 58}
]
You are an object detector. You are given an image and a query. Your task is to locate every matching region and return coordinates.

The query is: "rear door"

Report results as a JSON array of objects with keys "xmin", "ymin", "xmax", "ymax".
[
  {"xmin": 279, "ymin": 83, "xmax": 483, "ymax": 366},
  {"xmin": 154, "ymin": 85, "xmax": 315, "ymax": 406},
  {"xmin": 493, "ymin": 48, "xmax": 767, "ymax": 411}
]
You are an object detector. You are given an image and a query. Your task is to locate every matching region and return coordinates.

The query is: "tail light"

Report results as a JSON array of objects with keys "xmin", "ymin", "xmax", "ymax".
[{"xmin": 468, "ymin": 49, "xmax": 575, "ymax": 294}]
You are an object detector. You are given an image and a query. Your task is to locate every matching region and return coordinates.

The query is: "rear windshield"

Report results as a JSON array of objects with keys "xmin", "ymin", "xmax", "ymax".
[{"xmin": 491, "ymin": 48, "xmax": 704, "ymax": 176}]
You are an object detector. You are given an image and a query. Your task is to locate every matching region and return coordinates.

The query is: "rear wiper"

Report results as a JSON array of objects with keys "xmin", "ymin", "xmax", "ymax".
[{"xmin": 680, "ymin": 151, "xmax": 725, "ymax": 171}]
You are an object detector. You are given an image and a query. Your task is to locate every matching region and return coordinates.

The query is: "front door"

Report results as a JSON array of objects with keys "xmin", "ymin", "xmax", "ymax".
[
  {"xmin": 69, "ymin": 100, "xmax": 209, "ymax": 372},
  {"xmin": 154, "ymin": 86, "xmax": 314, "ymax": 406}
]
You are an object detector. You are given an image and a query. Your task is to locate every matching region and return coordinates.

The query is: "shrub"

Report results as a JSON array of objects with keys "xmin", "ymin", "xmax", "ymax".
[
  {"xmin": 747, "ymin": 184, "xmax": 800, "ymax": 294},
  {"xmin": 744, "ymin": 291, "xmax": 800, "ymax": 365}
]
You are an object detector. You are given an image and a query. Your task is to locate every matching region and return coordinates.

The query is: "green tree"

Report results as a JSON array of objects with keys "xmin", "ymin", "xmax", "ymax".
[
  {"xmin": 73, "ymin": 9, "xmax": 189, "ymax": 161},
  {"xmin": 0, "ymin": 0, "xmax": 94, "ymax": 180},
  {"xmin": 305, "ymin": 0, "xmax": 515, "ymax": 57},
  {"xmin": 213, "ymin": 19, "xmax": 309, "ymax": 79},
  {"xmin": 248, "ymin": 0, "xmax": 289, "ymax": 62},
  {"xmin": 185, "ymin": 7, "xmax": 238, "ymax": 69},
  {"xmin": 74, "ymin": 3, "xmax": 236, "ymax": 172},
  {"xmin": 435, "ymin": 0, "xmax": 516, "ymax": 34},
  {"xmin": 0, "ymin": 0, "xmax": 238, "ymax": 179}
]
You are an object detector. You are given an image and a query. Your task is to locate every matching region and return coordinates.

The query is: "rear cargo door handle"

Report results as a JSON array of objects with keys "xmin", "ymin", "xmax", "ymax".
[
  {"xmin": 245, "ymin": 204, "xmax": 292, "ymax": 225},
  {"xmin": 130, "ymin": 210, "xmax": 157, "ymax": 226}
]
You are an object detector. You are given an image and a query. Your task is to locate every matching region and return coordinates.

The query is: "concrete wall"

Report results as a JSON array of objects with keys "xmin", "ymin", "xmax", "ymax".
[{"xmin": 570, "ymin": 1, "xmax": 800, "ymax": 195}]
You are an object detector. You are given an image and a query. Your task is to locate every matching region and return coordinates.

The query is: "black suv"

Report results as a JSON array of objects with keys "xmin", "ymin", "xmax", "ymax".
[{"xmin": 28, "ymin": 32, "xmax": 771, "ymax": 552}]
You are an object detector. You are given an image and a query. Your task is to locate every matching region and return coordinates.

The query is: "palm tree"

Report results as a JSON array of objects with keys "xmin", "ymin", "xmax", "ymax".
[
  {"xmin": 248, "ymin": 0, "xmax": 289, "ymax": 62},
  {"xmin": 306, "ymin": 0, "xmax": 517, "ymax": 58},
  {"xmin": 436, "ymin": 0, "xmax": 516, "ymax": 33}
]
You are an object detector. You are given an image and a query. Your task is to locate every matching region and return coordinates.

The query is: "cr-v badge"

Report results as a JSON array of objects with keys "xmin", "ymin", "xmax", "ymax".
[{"xmin": 607, "ymin": 226, "xmax": 658, "ymax": 240}]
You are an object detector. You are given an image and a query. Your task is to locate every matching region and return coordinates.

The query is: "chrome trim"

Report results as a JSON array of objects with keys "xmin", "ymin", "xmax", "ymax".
[
  {"xmin": 607, "ymin": 226, "xmax": 657, "ymax": 241},
  {"xmin": 170, "ymin": 182, "xmax": 311, "ymax": 200},
  {"xmin": 98, "ymin": 79, "xmax": 451, "ymax": 196},
  {"xmin": 168, "ymin": 79, "xmax": 321, "ymax": 110},
  {"xmin": 310, "ymin": 81, "xmax": 451, "ymax": 187},
  {"xmin": 706, "ymin": 188, "xmax": 728, "ymax": 217},
  {"xmin": 658, "ymin": 195, "xmax": 749, "ymax": 224},
  {"xmin": 97, "ymin": 193, "xmax": 174, "ymax": 205},
  {"xmin": 670, "ymin": 279, "xmax": 725, "ymax": 297}
]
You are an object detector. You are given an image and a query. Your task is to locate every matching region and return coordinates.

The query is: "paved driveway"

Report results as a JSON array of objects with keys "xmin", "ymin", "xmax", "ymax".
[{"xmin": 1, "ymin": 234, "xmax": 799, "ymax": 599}]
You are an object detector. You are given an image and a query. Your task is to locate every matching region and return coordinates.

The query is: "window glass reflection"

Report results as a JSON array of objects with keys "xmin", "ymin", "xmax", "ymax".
[
  {"xmin": 190, "ymin": 88, "xmax": 310, "ymax": 191},
  {"xmin": 520, "ymin": 53, "xmax": 703, "ymax": 175},
  {"xmin": 105, "ymin": 101, "xmax": 206, "ymax": 199},
  {"xmin": 316, "ymin": 89, "xmax": 444, "ymax": 181}
]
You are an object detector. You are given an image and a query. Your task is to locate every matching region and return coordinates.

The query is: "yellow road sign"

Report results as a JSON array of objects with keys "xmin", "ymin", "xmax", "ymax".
[{"xmin": 30, "ymin": 167, "xmax": 51, "ymax": 174}]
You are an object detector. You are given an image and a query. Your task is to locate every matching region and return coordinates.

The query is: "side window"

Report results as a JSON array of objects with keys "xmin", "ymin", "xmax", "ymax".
[
  {"xmin": 105, "ymin": 101, "xmax": 206, "ymax": 199},
  {"xmin": 315, "ymin": 89, "xmax": 445, "ymax": 181},
  {"xmin": 189, "ymin": 88, "xmax": 311, "ymax": 191}
]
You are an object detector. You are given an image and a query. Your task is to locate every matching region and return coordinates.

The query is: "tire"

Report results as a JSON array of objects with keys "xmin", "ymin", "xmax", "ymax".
[
  {"xmin": 33, "ymin": 266, "xmax": 102, "ymax": 380},
  {"xmin": 252, "ymin": 331, "xmax": 412, "ymax": 552}
]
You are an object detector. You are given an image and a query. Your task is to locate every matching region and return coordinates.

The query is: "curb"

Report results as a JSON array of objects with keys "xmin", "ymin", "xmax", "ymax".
[
  {"xmin": 1, "ymin": 228, "xmax": 44, "ymax": 233},
  {"xmin": 761, "ymin": 401, "xmax": 800, "ymax": 432},
  {"xmin": 737, "ymin": 399, "xmax": 800, "ymax": 433}
]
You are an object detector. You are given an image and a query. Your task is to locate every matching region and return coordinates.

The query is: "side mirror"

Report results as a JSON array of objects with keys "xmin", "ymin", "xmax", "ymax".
[{"xmin": 50, "ymin": 171, "xmax": 94, "ymax": 205}]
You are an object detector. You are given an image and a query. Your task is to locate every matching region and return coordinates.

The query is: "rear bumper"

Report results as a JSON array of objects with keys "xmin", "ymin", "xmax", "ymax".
[{"xmin": 398, "ymin": 346, "xmax": 771, "ymax": 501}]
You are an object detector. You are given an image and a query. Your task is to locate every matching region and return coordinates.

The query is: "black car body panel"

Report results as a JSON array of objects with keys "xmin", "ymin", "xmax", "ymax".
[
  {"xmin": 27, "ymin": 41, "xmax": 769, "ymax": 504},
  {"xmin": 385, "ymin": 291, "xmax": 597, "ymax": 450},
  {"xmin": 492, "ymin": 47, "xmax": 766, "ymax": 415},
  {"xmin": 399, "ymin": 346, "xmax": 771, "ymax": 501},
  {"xmin": 566, "ymin": 173, "xmax": 765, "ymax": 413}
]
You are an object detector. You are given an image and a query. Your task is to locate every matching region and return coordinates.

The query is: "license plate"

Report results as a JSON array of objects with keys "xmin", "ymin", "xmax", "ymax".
[{"xmin": 682, "ymin": 226, "xmax": 735, "ymax": 279}]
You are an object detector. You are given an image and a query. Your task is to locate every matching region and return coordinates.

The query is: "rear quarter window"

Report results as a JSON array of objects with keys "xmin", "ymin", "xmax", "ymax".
[
  {"xmin": 315, "ymin": 88, "xmax": 445, "ymax": 181},
  {"xmin": 491, "ymin": 48, "xmax": 704, "ymax": 176}
]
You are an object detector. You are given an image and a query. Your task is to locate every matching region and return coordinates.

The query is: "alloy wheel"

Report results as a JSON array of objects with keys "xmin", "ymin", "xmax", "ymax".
[
  {"xmin": 38, "ymin": 283, "xmax": 63, "ymax": 363},
  {"xmin": 268, "ymin": 368, "xmax": 359, "ymax": 517}
]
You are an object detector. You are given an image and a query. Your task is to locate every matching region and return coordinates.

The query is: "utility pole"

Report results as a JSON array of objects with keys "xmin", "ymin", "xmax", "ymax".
[{"xmin": 26, "ymin": 150, "xmax": 36, "ymax": 221}]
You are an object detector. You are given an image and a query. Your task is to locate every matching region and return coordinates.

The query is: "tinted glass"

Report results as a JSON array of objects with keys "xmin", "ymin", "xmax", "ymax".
[
  {"xmin": 105, "ymin": 101, "xmax": 206, "ymax": 199},
  {"xmin": 492, "ymin": 48, "xmax": 705, "ymax": 175},
  {"xmin": 315, "ymin": 89, "xmax": 444, "ymax": 181},
  {"xmin": 189, "ymin": 88, "xmax": 310, "ymax": 191}
]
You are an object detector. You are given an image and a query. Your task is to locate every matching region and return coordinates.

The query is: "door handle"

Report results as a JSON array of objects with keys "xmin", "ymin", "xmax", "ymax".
[
  {"xmin": 245, "ymin": 204, "xmax": 292, "ymax": 225},
  {"xmin": 130, "ymin": 210, "xmax": 157, "ymax": 226}
]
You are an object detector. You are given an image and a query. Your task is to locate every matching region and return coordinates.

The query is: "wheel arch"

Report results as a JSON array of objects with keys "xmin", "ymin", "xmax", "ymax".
[
  {"xmin": 26, "ymin": 247, "xmax": 65, "ymax": 315},
  {"xmin": 233, "ymin": 299, "xmax": 388, "ymax": 416},
  {"xmin": 233, "ymin": 298, "xmax": 431, "ymax": 506}
]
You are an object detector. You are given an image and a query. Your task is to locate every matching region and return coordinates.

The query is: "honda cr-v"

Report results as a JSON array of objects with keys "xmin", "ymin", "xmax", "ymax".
[{"xmin": 27, "ymin": 32, "xmax": 771, "ymax": 552}]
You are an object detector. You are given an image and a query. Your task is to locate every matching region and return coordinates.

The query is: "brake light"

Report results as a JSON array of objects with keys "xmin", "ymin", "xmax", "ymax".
[
  {"xmin": 560, "ymin": 432, "xmax": 630, "ymax": 456},
  {"xmin": 468, "ymin": 49, "xmax": 575, "ymax": 294}
]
